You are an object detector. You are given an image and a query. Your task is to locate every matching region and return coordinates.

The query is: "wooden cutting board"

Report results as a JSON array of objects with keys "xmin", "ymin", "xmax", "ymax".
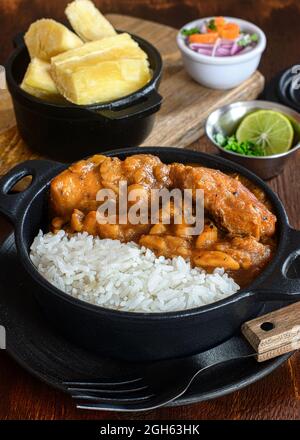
[{"xmin": 0, "ymin": 14, "xmax": 265, "ymax": 176}]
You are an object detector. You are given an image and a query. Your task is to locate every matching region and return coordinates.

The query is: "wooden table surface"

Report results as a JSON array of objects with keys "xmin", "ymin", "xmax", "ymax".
[{"xmin": 0, "ymin": 0, "xmax": 299, "ymax": 420}]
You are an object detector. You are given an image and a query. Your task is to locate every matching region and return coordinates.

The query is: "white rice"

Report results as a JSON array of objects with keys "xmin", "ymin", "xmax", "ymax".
[{"xmin": 30, "ymin": 230, "xmax": 240, "ymax": 313}]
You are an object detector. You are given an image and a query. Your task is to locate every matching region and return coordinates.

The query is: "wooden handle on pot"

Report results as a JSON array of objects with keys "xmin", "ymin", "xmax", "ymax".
[{"xmin": 242, "ymin": 302, "xmax": 300, "ymax": 362}]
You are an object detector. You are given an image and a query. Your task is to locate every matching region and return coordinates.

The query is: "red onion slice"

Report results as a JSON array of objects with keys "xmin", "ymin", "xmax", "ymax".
[{"xmin": 197, "ymin": 48, "xmax": 213, "ymax": 56}]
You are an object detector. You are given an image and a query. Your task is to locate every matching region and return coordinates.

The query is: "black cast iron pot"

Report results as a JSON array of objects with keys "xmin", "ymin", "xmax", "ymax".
[
  {"xmin": 5, "ymin": 34, "xmax": 163, "ymax": 162},
  {"xmin": 0, "ymin": 147, "xmax": 300, "ymax": 362}
]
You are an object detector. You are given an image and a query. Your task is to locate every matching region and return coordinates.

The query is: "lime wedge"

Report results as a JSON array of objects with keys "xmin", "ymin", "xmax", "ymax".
[{"xmin": 236, "ymin": 110, "xmax": 294, "ymax": 155}]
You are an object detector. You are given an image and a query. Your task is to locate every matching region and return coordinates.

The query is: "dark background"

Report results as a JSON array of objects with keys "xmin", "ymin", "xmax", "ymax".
[
  {"xmin": 1, "ymin": 0, "xmax": 300, "ymax": 81},
  {"xmin": 0, "ymin": 0, "xmax": 299, "ymax": 420}
]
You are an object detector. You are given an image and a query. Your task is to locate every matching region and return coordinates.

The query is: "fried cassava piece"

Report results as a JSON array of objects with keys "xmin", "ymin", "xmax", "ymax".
[
  {"xmin": 51, "ymin": 33, "xmax": 151, "ymax": 105},
  {"xmin": 22, "ymin": 2, "xmax": 151, "ymax": 105},
  {"xmin": 21, "ymin": 58, "xmax": 64, "ymax": 102},
  {"xmin": 65, "ymin": 0, "xmax": 117, "ymax": 42},
  {"xmin": 24, "ymin": 18, "xmax": 83, "ymax": 61}
]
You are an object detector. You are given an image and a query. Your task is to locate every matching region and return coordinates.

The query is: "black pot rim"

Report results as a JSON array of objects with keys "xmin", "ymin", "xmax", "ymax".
[
  {"xmin": 11, "ymin": 147, "xmax": 292, "ymax": 321},
  {"xmin": 5, "ymin": 30, "xmax": 163, "ymax": 111}
]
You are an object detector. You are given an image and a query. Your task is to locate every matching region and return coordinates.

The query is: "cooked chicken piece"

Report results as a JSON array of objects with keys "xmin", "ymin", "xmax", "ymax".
[
  {"xmin": 170, "ymin": 164, "xmax": 276, "ymax": 240},
  {"xmin": 51, "ymin": 216, "xmax": 68, "ymax": 233},
  {"xmin": 50, "ymin": 155, "xmax": 106, "ymax": 221},
  {"xmin": 149, "ymin": 200, "xmax": 194, "ymax": 238},
  {"xmin": 195, "ymin": 223, "xmax": 218, "ymax": 248},
  {"xmin": 193, "ymin": 251, "xmax": 240, "ymax": 271},
  {"xmin": 140, "ymin": 230, "xmax": 270, "ymax": 272},
  {"xmin": 149, "ymin": 222, "xmax": 193, "ymax": 239},
  {"xmin": 139, "ymin": 234, "xmax": 192, "ymax": 259},
  {"xmin": 127, "ymin": 184, "xmax": 149, "ymax": 207},
  {"xmin": 50, "ymin": 154, "xmax": 277, "ymax": 285},
  {"xmin": 69, "ymin": 209, "xmax": 150, "ymax": 241},
  {"xmin": 158, "ymin": 201, "xmax": 174, "ymax": 224},
  {"xmin": 98, "ymin": 223, "xmax": 151, "ymax": 242},
  {"xmin": 50, "ymin": 154, "xmax": 170, "ymax": 224},
  {"xmin": 80, "ymin": 210, "xmax": 98, "ymax": 236},
  {"xmin": 70, "ymin": 209, "xmax": 85, "ymax": 233},
  {"xmin": 232, "ymin": 173, "xmax": 274, "ymax": 212},
  {"xmin": 173, "ymin": 223, "xmax": 194, "ymax": 238},
  {"xmin": 149, "ymin": 223, "xmax": 169, "ymax": 235},
  {"xmin": 99, "ymin": 154, "xmax": 170, "ymax": 189},
  {"xmin": 215, "ymin": 236, "xmax": 271, "ymax": 270},
  {"xmin": 123, "ymin": 154, "xmax": 170, "ymax": 188},
  {"xmin": 50, "ymin": 154, "xmax": 167, "ymax": 229},
  {"xmin": 99, "ymin": 156, "xmax": 123, "ymax": 193}
]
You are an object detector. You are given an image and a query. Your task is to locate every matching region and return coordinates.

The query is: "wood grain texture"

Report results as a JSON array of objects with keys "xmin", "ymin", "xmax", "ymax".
[
  {"xmin": 0, "ymin": 90, "xmax": 15, "ymax": 134},
  {"xmin": 0, "ymin": 14, "xmax": 264, "ymax": 173},
  {"xmin": 0, "ymin": 0, "xmax": 300, "ymax": 421},
  {"xmin": 107, "ymin": 15, "xmax": 264, "ymax": 149},
  {"xmin": 242, "ymin": 303, "xmax": 300, "ymax": 362}
]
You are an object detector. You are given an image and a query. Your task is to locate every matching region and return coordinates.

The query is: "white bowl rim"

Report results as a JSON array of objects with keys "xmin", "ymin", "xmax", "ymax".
[{"xmin": 177, "ymin": 16, "xmax": 267, "ymax": 65}]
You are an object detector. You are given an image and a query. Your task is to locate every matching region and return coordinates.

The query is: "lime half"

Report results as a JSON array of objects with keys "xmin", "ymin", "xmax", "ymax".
[{"xmin": 236, "ymin": 110, "xmax": 294, "ymax": 155}]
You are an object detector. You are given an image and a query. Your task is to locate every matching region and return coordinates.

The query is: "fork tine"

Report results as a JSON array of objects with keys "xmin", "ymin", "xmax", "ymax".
[
  {"xmin": 72, "ymin": 393, "xmax": 155, "ymax": 403},
  {"xmin": 67, "ymin": 384, "xmax": 149, "ymax": 394},
  {"xmin": 76, "ymin": 400, "xmax": 157, "ymax": 412},
  {"xmin": 63, "ymin": 377, "xmax": 143, "ymax": 387}
]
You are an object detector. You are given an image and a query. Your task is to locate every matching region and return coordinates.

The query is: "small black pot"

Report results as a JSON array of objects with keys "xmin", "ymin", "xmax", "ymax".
[
  {"xmin": 5, "ymin": 34, "xmax": 163, "ymax": 162},
  {"xmin": 0, "ymin": 147, "xmax": 299, "ymax": 362}
]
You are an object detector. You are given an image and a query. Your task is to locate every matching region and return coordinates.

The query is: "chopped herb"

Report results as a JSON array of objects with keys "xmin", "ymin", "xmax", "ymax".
[
  {"xmin": 215, "ymin": 133, "xmax": 227, "ymax": 147},
  {"xmin": 237, "ymin": 38, "xmax": 247, "ymax": 47},
  {"xmin": 207, "ymin": 19, "xmax": 217, "ymax": 31},
  {"xmin": 214, "ymin": 133, "xmax": 264, "ymax": 156},
  {"xmin": 237, "ymin": 36, "xmax": 250, "ymax": 47},
  {"xmin": 237, "ymin": 33, "xmax": 258, "ymax": 47},
  {"xmin": 181, "ymin": 27, "xmax": 200, "ymax": 37}
]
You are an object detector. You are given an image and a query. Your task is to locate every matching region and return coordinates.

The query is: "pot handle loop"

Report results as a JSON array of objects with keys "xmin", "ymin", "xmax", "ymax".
[
  {"xmin": 256, "ymin": 227, "xmax": 300, "ymax": 295},
  {"xmin": 0, "ymin": 160, "xmax": 65, "ymax": 225},
  {"xmin": 92, "ymin": 90, "xmax": 162, "ymax": 121},
  {"xmin": 248, "ymin": 288, "xmax": 300, "ymax": 303}
]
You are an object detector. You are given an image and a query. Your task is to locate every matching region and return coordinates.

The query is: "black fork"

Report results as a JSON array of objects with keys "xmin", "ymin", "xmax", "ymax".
[
  {"xmin": 64, "ymin": 295, "xmax": 300, "ymax": 412},
  {"xmin": 64, "ymin": 336, "xmax": 263, "ymax": 412}
]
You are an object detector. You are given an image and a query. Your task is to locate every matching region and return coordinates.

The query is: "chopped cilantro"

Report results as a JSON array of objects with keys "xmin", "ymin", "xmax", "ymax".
[
  {"xmin": 215, "ymin": 133, "xmax": 227, "ymax": 146},
  {"xmin": 237, "ymin": 33, "xmax": 259, "ymax": 47},
  {"xmin": 251, "ymin": 33, "xmax": 259, "ymax": 42},
  {"xmin": 181, "ymin": 27, "xmax": 200, "ymax": 37},
  {"xmin": 214, "ymin": 133, "xmax": 264, "ymax": 156},
  {"xmin": 207, "ymin": 19, "xmax": 217, "ymax": 31}
]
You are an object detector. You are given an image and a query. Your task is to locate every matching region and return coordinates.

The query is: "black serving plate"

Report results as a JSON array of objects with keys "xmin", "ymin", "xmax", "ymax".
[{"xmin": 0, "ymin": 233, "xmax": 290, "ymax": 408}]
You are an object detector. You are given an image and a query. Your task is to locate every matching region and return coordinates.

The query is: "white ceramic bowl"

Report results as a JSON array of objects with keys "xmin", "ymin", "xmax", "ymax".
[{"xmin": 177, "ymin": 17, "xmax": 267, "ymax": 89}]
